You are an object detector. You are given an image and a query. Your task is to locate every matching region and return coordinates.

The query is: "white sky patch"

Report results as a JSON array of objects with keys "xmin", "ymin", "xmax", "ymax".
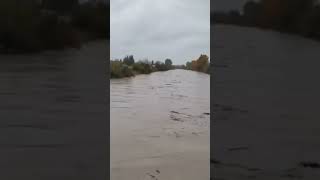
[{"xmin": 111, "ymin": 0, "xmax": 210, "ymax": 65}]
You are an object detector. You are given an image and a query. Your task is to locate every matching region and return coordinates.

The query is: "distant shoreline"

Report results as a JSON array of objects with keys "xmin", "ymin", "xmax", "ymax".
[
  {"xmin": 211, "ymin": 1, "xmax": 320, "ymax": 42},
  {"xmin": 211, "ymin": 22, "xmax": 320, "ymax": 42},
  {"xmin": 110, "ymin": 68, "xmax": 210, "ymax": 79}
]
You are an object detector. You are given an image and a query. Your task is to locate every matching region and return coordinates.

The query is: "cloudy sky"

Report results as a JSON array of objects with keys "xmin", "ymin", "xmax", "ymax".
[{"xmin": 111, "ymin": 0, "xmax": 210, "ymax": 65}]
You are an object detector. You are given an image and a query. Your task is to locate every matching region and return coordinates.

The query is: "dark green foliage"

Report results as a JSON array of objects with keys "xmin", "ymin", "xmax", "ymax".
[
  {"xmin": 165, "ymin": 58, "xmax": 172, "ymax": 66},
  {"xmin": 123, "ymin": 55, "xmax": 135, "ymax": 66},
  {"xmin": 110, "ymin": 57, "xmax": 176, "ymax": 78},
  {"xmin": 164, "ymin": 58, "xmax": 173, "ymax": 70},
  {"xmin": 110, "ymin": 60, "xmax": 134, "ymax": 78},
  {"xmin": 155, "ymin": 61, "xmax": 169, "ymax": 71},
  {"xmin": 132, "ymin": 61, "xmax": 152, "ymax": 74}
]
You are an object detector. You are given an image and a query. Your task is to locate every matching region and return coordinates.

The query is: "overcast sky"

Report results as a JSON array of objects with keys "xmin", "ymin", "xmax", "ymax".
[{"xmin": 110, "ymin": 0, "xmax": 210, "ymax": 65}]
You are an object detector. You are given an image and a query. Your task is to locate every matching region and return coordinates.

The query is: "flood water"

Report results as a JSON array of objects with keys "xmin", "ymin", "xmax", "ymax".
[
  {"xmin": 0, "ymin": 41, "xmax": 108, "ymax": 180},
  {"xmin": 111, "ymin": 70, "xmax": 210, "ymax": 180},
  {"xmin": 213, "ymin": 25, "xmax": 320, "ymax": 179}
]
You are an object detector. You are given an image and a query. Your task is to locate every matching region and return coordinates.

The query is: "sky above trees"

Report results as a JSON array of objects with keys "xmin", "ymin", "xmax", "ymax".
[{"xmin": 110, "ymin": 0, "xmax": 210, "ymax": 65}]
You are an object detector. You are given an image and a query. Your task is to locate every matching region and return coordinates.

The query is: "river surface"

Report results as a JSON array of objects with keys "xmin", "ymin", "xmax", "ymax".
[
  {"xmin": 213, "ymin": 25, "xmax": 320, "ymax": 179},
  {"xmin": 0, "ymin": 41, "xmax": 108, "ymax": 180},
  {"xmin": 111, "ymin": 70, "xmax": 210, "ymax": 180}
]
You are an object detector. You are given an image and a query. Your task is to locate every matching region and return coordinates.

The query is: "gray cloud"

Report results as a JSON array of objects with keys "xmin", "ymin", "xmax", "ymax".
[{"xmin": 111, "ymin": 0, "xmax": 210, "ymax": 64}]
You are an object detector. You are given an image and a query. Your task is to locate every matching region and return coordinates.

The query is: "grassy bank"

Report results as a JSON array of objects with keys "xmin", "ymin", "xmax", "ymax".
[{"xmin": 0, "ymin": 0, "xmax": 108, "ymax": 54}]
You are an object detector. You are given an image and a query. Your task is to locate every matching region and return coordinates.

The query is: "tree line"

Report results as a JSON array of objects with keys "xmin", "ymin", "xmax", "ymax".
[
  {"xmin": 111, "ymin": 54, "xmax": 210, "ymax": 78},
  {"xmin": 212, "ymin": 0, "xmax": 320, "ymax": 39},
  {"xmin": 0, "ymin": 0, "xmax": 109, "ymax": 54},
  {"xmin": 185, "ymin": 54, "xmax": 210, "ymax": 74},
  {"xmin": 110, "ymin": 55, "xmax": 173, "ymax": 78}
]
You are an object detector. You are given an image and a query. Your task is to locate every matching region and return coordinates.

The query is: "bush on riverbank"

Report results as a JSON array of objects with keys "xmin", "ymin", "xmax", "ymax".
[
  {"xmin": 155, "ymin": 61, "xmax": 172, "ymax": 71},
  {"xmin": 186, "ymin": 54, "xmax": 210, "ymax": 73},
  {"xmin": 110, "ymin": 60, "xmax": 134, "ymax": 78},
  {"xmin": 132, "ymin": 61, "xmax": 153, "ymax": 74},
  {"xmin": 0, "ymin": 0, "xmax": 108, "ymax": 54},
  {"xmin": 111, "ymin": 56, "xmax": 174, "ymax": 78}
]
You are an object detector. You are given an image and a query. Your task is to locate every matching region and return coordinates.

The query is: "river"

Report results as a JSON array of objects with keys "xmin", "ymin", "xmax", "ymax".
[
  {"xmin": 213, "ymin": 25, "xmax": 320, "ymax": 179},
  {"xmin": 111, "ymin": 70, "xmax": 210, "ymax": 180},
  {"xmin": 0, "ymin": 41, "xmax": 108, "ymax": 180}
]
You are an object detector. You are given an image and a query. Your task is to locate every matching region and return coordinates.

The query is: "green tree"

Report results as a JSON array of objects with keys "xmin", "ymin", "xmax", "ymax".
[
  {"xmin": 165, "ymin": 58, "xmax": 172, "ymax": 66},
  {"xmin": 123, "ymin": 55, "xmax": 135, "ymax": 66},
  {"xmin": 165, "ymin": 58, "xmax": 173, "ymax": 69}
]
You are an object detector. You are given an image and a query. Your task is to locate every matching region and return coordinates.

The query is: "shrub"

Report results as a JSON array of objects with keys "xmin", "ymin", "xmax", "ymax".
[
  {"xmin": 111, "ymin": 60, "xmax": 134, "ymax": 78},
  {"xmin": 185, "ymin": 54, "xmax": 210, "ymax": 73},
  {"xmin": 123, "ymin": 55, "xmax": 135, "ymax": 66},
  {"xmin": 132, "ymin": 61, "xmax": 152, "ymax": 74}
]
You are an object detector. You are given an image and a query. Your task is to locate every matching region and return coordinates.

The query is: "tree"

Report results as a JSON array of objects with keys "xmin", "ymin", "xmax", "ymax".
[
  {"xmin": 165, "ymin": 58, "xmax": 172, "ymax": 66},
  {"xmin": 185, "ymin": 54, "xmax": 209, "ymax": 73},
  {"xmin": 165, "ymin": 58, "xmax": 173, "ymax": 69},
  {"xmin": 191, "ymin": 60, "xmax": 198, "ymax": 71},
  {"xmin": 155, "ymin": 61, "xmax": 167, "ymax": 71},
  {"xmin": 123, "ymin": 55, "xmax": 135, "ymax": 66},
  {"xmin": 197, "ymin": 54, "xmax": 209, "ymax": 72}
]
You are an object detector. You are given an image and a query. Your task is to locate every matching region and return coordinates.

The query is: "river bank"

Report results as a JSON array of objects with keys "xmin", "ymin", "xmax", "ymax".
[
  {"xmin": 110, "ymin": 59, "xmax": 175, "ymax": 79},
  {"xmin": 111, "ymin": 54, "xmax": 210, "ymax": 79},
  {"xmin": 111, "ymin": 69, "xmax": 210, "ymax": 180}
]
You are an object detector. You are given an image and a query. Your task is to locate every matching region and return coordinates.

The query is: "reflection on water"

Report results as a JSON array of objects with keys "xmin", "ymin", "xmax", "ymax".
[{"xmin": 0, "ymin": 41, "xmax": 108, "ymax": 179}]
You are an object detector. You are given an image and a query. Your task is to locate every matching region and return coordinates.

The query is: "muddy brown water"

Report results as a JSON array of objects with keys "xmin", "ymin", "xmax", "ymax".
[{"xmin": 111, "ymin": 69, "xmax": 210, "ymax": 180}]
